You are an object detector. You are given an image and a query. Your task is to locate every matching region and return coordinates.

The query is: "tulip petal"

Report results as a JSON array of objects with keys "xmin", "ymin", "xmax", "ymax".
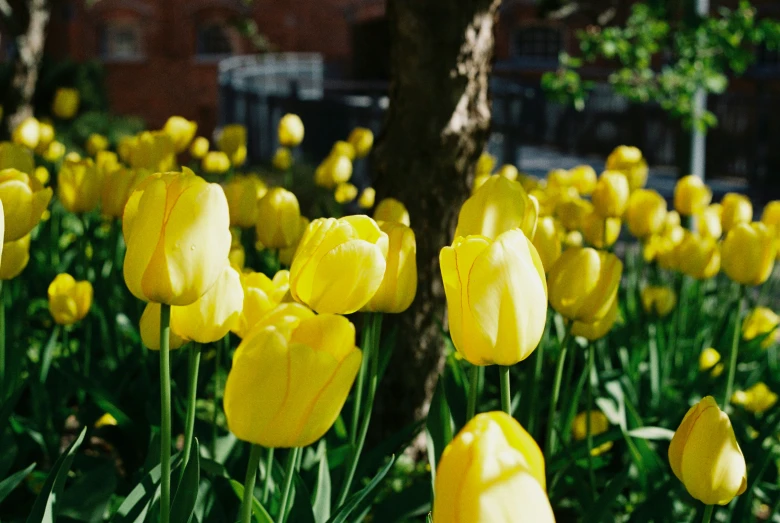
[{"xmin": 124, "ymin": 178, "xmax": 167, "ymax": 302}]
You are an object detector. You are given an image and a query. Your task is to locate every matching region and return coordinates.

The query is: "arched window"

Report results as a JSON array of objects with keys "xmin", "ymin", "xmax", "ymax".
[{"xmin": 196, "ymin": 23, "xmax": 234, "ymax": 56}]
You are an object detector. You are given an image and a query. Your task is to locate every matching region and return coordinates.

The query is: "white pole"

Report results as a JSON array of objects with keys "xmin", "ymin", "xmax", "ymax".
[{"xmin": 689, "ymin": 0, "xmax": 710, "ymax": 180}]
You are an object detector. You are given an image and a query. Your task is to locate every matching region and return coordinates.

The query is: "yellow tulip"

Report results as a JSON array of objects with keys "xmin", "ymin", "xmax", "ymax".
[
  {"xmin": 162, "ymin": 116, "xmax": 197, "ymax": 153},
  {"xmin": 101, "ymin": 167, "xmax": 150, "ymax": 219},
  {"xmin": 571, "ymin": 410, "xmax": 612, "ymax": 455},
  {"xmin": 433, "ymin": 412, "xmax": 553, "ymax": 523},
  {"xmin": 42, "ymin": 141, "xmax": 66, "ymax": 163},
  {"xmin": 570, "ymin": 294, "xmax": 619, "ymax": 340},
  {"xmin": 675, "ymin": 232, "xmax": 721, "ymax": 280},
  {"xmin": 373, "ymin": 197, "xmax": 410, "ymax": 226},
  {"xmin": 731, "ymin": 382, "xmax": 778, "ymax": 414},
  {"xmin": 592, "ymin": 170, "xmax": 629, "ymax": 218},
  {"xmin": 548, "ymin": 247, "xmax": 622, "ymax": 323},
  {"xmin": 0, "ymin": 234, "xmax": 31, "ymax": 280},
  {"xmin": 454, "ymin": 175, "xmax": 538, "ymax": 240},
  {"xmin": 668, "ymin": 396, "xmax": 747, "ymax": 505},
  {"xmin": 52, "ymin": 88, "xmax": 80, "ymax": 119},
  {"xmin": 625, "ymin": 189, "xmax": 667, "ymax": 238},
  {"xmin": 581, "ymin": 211, "xmax": 621, "ymax": 249},
  {"xmin": 12, "ymin": 117, "xmax": 40, "ymax": 149},
  {"xmin": 697, "ymin": 204, "xmax": 723, "ymax": 240},
  {"xmin": 742, "ymin": 307, "xmax": 779, "ymax": 348},
  {"xmin": 556, "ymin": 196, "xmax": 593, "ymax": 232},
  {"xmin": 475, "ymin": 152, "xmax": 496, "ymax": 176},
  {"xmin": 569, "ymin": 164, "xmax": 598, "ymax": 195},
  {"xmin": 532, "ymin": 216, "xmax": 563, "ymax": 273},
  {"xmin": 358, "ymin": 187, "xmax": 376, "ymax": 209},
  {"xmin": 35, "ymin": 121, "xmax": 55, "ymax": 151},
  {"xmin": 95, "ymin": 150, "xmax": 119, "ymax": 178},
  {"xmin": 363, "ymin": 221, "xmax": 417, "ymax": 313},
  {"xmin": 217, "ymin": 124, "xmax": 247, "ymax": 167},
  {"xmin": 58, "ymin": 158, "xmax": 100, "ymax": 213},
  {"xmin": 224, "ymin": 311, "xmax": 361, "ymax": 448},
  {"xmin": 547, "ymin": 168, "xmax": 572, "ymax": 190},
  {"xmin": 140, "ymin": 303, "xmax": 187, "ymax": 350},
  {"xmin": 170, "ymin": 264, "xmax": 243, "ymax": 343},
  {"xmin": 641, "ymin": 286, "xmax": 677, "ymax": 317},
  {"xmin": 117, "ymin": 135, "xmax": 136, "ymax": 163},
  {"xmin": 277, "ymin": 114, "xmax": 304, "ymax": 148},
  {"xmin": 0, "ymin": 142, "xmax": 34, "ymax": 174},
  {"xmin": 720, "ymin": 193, "xmax": 753, "ymax": 234},
  {"xmin": 0, "ymin": 168, "xmax": 52, "ymax": 241},
  {"xmin": 256, "ymin": 187, "xmax": 301, "ymax": 249},
  {"xmin": 47, "ymin": 274, "xmax": 93, "ymax": 325},
  {"xmin": 223, "ymin": 175, "xmax": 268, "ymax": 228},
  {"xmin": 761, "ymin": 200, "xmax": 780, "ymax": 236},
  {"xmin": 564, "ymin": 230, "xmax": 584, "ymax": 249},
  {"xmin": 229, "ymin": 241, "xmax": 245, "ymax": 271},
  {"xmin": 272, "ymin": 147, "xmax": 293, "ymax": 171},
  {"xmin": 202, "ymin": 151, "xmax": 231, "ymax": 174},
  {"xmin": 129, "ymin": 131, "xmax": 176, "ymax": 172},
  {"xmin": 94, "ymin": 413, "xmax": 118, "ymax": 428},
  {"xmin": 314, "ymin": 153, "xmax": 352, "ymax": 189},
  {"xmin": 699, "ymin": 348, "xmax": 724, "ymax": 377},
  {"xmin": 330, "ymin": 141, "xmax": 355, "ymax": 160},
  {"xmin": 334, "ymin": 182, "xmax": 358, "ymax": 204},
  {"xmin": 278, "ymin": 216, "xmax": 310, "ymax": 266},
  {"xmin": 721, "ymin": 222, "xmax": 775, "ymax": 286},
  {"xmin": 674, "ymin": 175, "xmax": 712, "ymax": 216},
  {"xmin": 122, "ymin": 171, "xmax": 231, "ymax": 305},
  {"xmin": 347, "ymin": 127, "xmax": 373, "ymax": 158},
  {"xmin": 189, "ymin": 136, "xmax": 209, "ymax": 159},
  {"xmin": 290, "ymin": 216, "xmax": 388, "ymax": 314},
  {"xmin": 86, "ymin": 133, "xmax": 109, "ymax": 157},
  {"xmin": 605, "ymin": 145, "xmax": 647, "ymax": 190},
  {"xmin": 441, "ymin": 229, "xmax": 547, "ymax": 366},
  {"xmin": 495, "ymin": 164, "xmax": 519, "ymax": 181},
  {"xmin": 232, "ymin": 270, "xmax": 290, "ymax": 339},
  {"xmin": 471, "ymin": 173, "xmax": 491, "ymax": 194}
]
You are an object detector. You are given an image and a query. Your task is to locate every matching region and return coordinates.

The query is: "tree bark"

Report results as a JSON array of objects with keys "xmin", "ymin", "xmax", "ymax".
[
  {"xmin": 7, "ymin": 0, "xmax": 51, "ymax": 133},
  {"xmin": 372, "ymin": 0, "xmax": 500, "ymax": 441}
]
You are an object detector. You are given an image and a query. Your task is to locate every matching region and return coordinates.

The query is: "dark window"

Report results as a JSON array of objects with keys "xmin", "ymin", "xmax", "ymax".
[
  {"xmin": 99, "ymin": 22, "xmax": 143, "ymax": 60},
  {"xmin": 197, "ymin": 24, "xmax": 233, "ymax": 56},
  {"xmin": 512, "ymin": 27, "xmax": 562, "ymax": 62},
  {"xmin": 757, "ymin": 44, "xmax": 780, "ymax": 70}
]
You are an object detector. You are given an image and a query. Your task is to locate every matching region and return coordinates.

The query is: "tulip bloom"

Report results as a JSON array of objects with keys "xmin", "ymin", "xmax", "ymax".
[
  {"xmin": 272, "ymin": 147, "xmax": 293, "ymax": 171},
  {"xmin": 363, "ymin": 221, "xmax": 417, "ymax": 313},
  {"xmin": 347, "ymin": 127, "xmax": 373, "ymax": 158},
  {"xmin": 140, "ymin": 303, "xmax": 187, "ymax": 350},
  {"xmin": 475, "ymin": 152, "xmax": 496, "ymax": 176},
  {"xmin": 358, "ymin": 187, "xmax": 376, "ymax": 209},
  {"xmin": 373, "ymin": 197, "xmax": 410, "ymax": 226},
  {"xmin": 223, "ymin": 175, "xmax": 268, "ymax": 228},
  {"xmin": 162, "ymin": 116, "xmax": 197, "ymax": 153},
  {"xmin": 699, "ymin": 348, "xmax": 724, "ymax": 377},
  {"xmin": 532, "ymin": 216, "xmax": 563, "ymax": 273},
  {"xmin": 721, "ymin": 223, "xmax": 776, "ymax": 286},
  {"xmin": 334, "ymin": 183, "xmax": 358, "ymax": 204},
  {"xmin": 0, "ymin": 234, "xmax": 31, "ymax": 280},
  {"xmin": 189, "ymin": 136, "xmax": 209, "ymax": 159},
  {"xmin": 720, "ymin": 193, "xmax": 753, "ymax": 234},
  {"xmin": 278, "ymin": 217, "xmax": 310, "ymax": 266},
  {"xmin": 605, "ymin": 145, "xmax": 648, "ymax": 191},
  {"xmin": 433, "ymin": 412, "xmax": 553, "ymax": 523},
  {"xmin": 625, "ymin": 189, "xmax": 667, "ymax": 239},
  {"xmin": 548, "ymin": 247, "xmax": 622, "ymax": 323},
  {"xmin": 48, "ymin": 274, "xmax": 93, "ymax": 325},
  {"xmin": 12, "ymin": 117, "xmax": 40, "ymax": 150},
  {"xmin": 731, "ymin": 382, "xmax": 778, "ymax": 414},
  {"xmin": 641, "ymin": 286, "xmax": 677, "ymax": 317},
  {"xmin": 761, "ymin": 200, "xmax": 780, "ymax": 235},
  {"xmin": 202, "ymin": 151, "xmax": 230, "ymax": 174},
  {"xmin": 52, "ymin": 87, "xmax": 80, "ymax": 119},
  {"xmin": 256, "ymin": 187, "xmax": 301, "ymax": 249},
  {"xmin": 581, "ymin": 212, "xmax": 621, "ymax": 249},
  {"xmin": 0, "ymin": 142, "xmax": 34, "ymax": 174},
  {"xmin": 569, "ymin": 164, "xmax": 598, "ymax": 194},
  {"xmin": 290, "ymin": 216, "xmax": 388, "ymax": 314},
  {"xmin": 571, "ymin": 296, "xmax": 619, "ymax": 341},
  {"xmin": 496, "ymin": 164, "xmax": 519, "ymax": 181},
  {"xmin": 454, "ymin": 175, "xmax": 538, "ymax": 240},
  {"xmin": 314, "ymin": 154, "xmax": 352, "ymax": 189},
  {"xmin": 123, "ymin": 171, "xmax": 231, "ymax": 305},
  {"xmin": 277, "ymin": 114, "xmax": 304, "ymax": 148},
  {"xmin": 232, "ymin": 270, "xmax": 290, "ymax": 339},
  {"xmin": 675, "ymin": 232, "xmax": 721, "ymax": 280},
  {"xmin": 130, "ymin": 131, "xmax": 177, "ymax": 172},
  {"xmin": 556, "ymin": 197, "xmax": 593, "ymax": 232},
  {"xmin": 58, "ymin": 158, "xmax": 100, "ymax": 214},
  {"xmin": 101, "ymin": 168, "xmax": 150, "ymax": 219},
  {"xmin": 0, "ymin": 168, "xmax": 52, "ymax": 241},
  {"xmin": 697, "ymin": 204, "xmax": 723, "ymax": 240},
  {"xmin": 742, "ymin": 307, "xmax": 779, "ymax": 348},
  {"xmin": 224, "ymin": 311, "xmax": 361, "ymax": 448},
  {"xmin": 674, "ymin": 175, "xmax": 712, "ymax": 216},
  {"xmin": 217, "ymin": 124, "xmax": 247, "ymax": 167},
  {"xmin": 441, "ymin": 229, "xmax": 547, "ymax": 366},
  {"xmin": 86, "ymin": 133, "xmax": 109, "ymax": 157},
  {"xmin": 668, "ymin": 396, "xmax": 747, "ymax": 505},
  {"xmin": 572, "ymin": 410, "xmax": 612, "ymax": 455},
  {"xmin": 592, "ymin": 170, "xmax": 629, "ymax": 218}
]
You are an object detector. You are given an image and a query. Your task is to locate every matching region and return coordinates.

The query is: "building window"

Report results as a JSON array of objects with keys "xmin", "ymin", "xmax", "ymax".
[
  {"xmin": 756, "ymin": 44, "xmax": 780, "ymax": 71},
  {"xmin": 512, "ymin": 27, "xmax": 562, "ymax": 63},
  {"xmin": 196, "ymin": 23, "xmax": 234, "ymax": 56},
  {"xmin": 99, "ymin": 21, "xmax": 144, "ymax": 61}
]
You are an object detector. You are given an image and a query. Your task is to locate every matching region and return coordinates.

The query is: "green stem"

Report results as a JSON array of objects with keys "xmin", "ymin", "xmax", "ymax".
[
  {"xmin": 527, "ymin": 317, "xmax": 549, "ymax": 434},
  {"xmin": 350, "ymin": 316, "xmax": 373, "ymax": 445},
  {"xmin": 276, "ymin": 447, "xmax": 300, "ymax": 523},
  {"xmin": 499, "ymin": 366, "xmax": 511, "ymax": 416},
  {"xmin": 545, "ymin": 325, "xmax": 572, "ymax": 458},
  {"xmin": 648, "ymin": 322, "xmax": 660, "ymax": 409},
  {"xmin": 180, "ymin": 343, "xmax": 202, "ymax": 478},
  {"xmin": 724, "ymin": 286, "xmax": 745, "ymax": 410},
  {"xmin": 0, "ymin": 281, "xmax": 5, "ymax": 395},
  {"xmin": 336, "ymin": 312, "xmax": 383, "ymax": 507},
  {"xmin": 240, "ymin": 444, "xmax": 264, "ymax": 523},
  {"xmin": 211, "ymin": 339, "xmax": 222, "ymax": 459},
  {"xmin": 159, "ymin": 304, "xmax": 172, "ymax": 523},
  {"xmin": 586, "ymin": 342, "xmax": 596, "ymax": 498},
  {"xmin": 466, "ymin": 364, "xmax": 480, "ymax": 421},
  {"xmin": 701, "ymin": 504, "xmax": 714, "ymax": 523},
  {"xmin": 262, "ymin": 447, "xmax": 275, "ymax": 504}
]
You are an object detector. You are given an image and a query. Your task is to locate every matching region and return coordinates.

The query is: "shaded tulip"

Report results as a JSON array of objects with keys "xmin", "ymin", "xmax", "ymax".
[
  {"xmin": 0, "ymin": 234, "xmax": 31, "ymax": 280},
  {"xmin": 674, "ymin": 175, "xmax": 712, "ymax": 216},
  {"xmin": 721, "ymin": 222, "xmax": 775, "ymax": 286},
  {"xmin": 290, "ymin": 216, "xmax": 388, "ymax": 314},
  {"xmin": 374, "ymin": 197, "xmax": 410, "ymax": 226},
  {"xmin": 0, "ymin": 142, "xmax": 34, "ymax": 174},
  {"xmin": 496, "ymin": 164, "xmax": 519, "ymax": 181},
  {"xmin": 668, "ymin": 396, "xmax": 747, "ymax": 505},
  {"xmin": 272, "ymin": 147, "xmax": 293, "ymax": 171},
  {"xmin": 761, "ymin": 200, "xmax": 780, "ymax": 235},
  {"xmin": 140, "ymin": 302, "xmax": 187, "ymax": 350},
  {"xmin": 605, "ymin": 145, "xmax": 647, "ymax": 190},
  {"xmin": 123, "ymin": 171, "xmax": 231, "ymax": 305},
  {"xmin": 548, "ymin": 247, "xmax": 622, "ymax": 323},
  {"xmin": 742, "ymin": 307, "xmax": 779, "ymax": 348},
  {"xmin": 571, "ymin": 294, "xmax": 619, "ymax": 340},
  {"xmin": 569, "ymin": 164, "xmax": 598, "ymax": 194},
  {"xmin": 12, "ymin": 117, "xmax": 40, "ymax": 149},
  {"xmin": 101, "ymin": 167, "xmax": 150, "ymax": 219},
  {"xmin": 556, "ymin": 197, "xmax": 593, "ymax": 232},
  {"xmin": 731, "ymin": 382, "xmax": 778, "ymax": 414},
  {"xmin": 58, "ymin": 158, "xmax": 100, "ymax": 213},
  {"xmin": 641, "ymin": 286, "xmax": 677, "ymax": 317},
  {"xmin": 223, "ymin": 175, "xmax": 268, "ymax": 228},
  {"xmin": 348, "ymin": 127, "xmax": 373, "ymax": 158},
  {"xmin": 564, "ymin": 230, "xmax": 583, "ymax": 249},
  {"xmin": 278, "ymin": 216, "xmax": 310, "ymax": 266},
  {"xmin": 202, "ymin": 151, "xmax": 231, "ymax": 174},
  {"xmin": 48, "ymin": 274, "xmax": 93, "ymax": 325},
  {"xmin": 571, "ymin": 410, "xmax": 612, "ymax": 455},
  {"xmin": 592, "ymin": 170, "xmax": 629, "ymax": 218},
  {"xmin": 163, "ymin": 116, "xmax": 197, "ymax": 153},
  {"xmin": 232, "ymin": 270, "xmax": 290, "ymax": 339},
  {"xmin": 256, "ymin": 187, "xmax": 301, "ymax": 248},
  {"xmin": 475, "ymin": 152, "xmax": 496, "ymax": 176},
  {"xmin": 229, "ymin": 241, "xmax": 245, "ymax": 271},
  {"xmin": 471, "ymin": 173, "xmax": 491, "ymax": 194},
  {"xmin": 334, "ymin": 182, "xmax": 358, "ymax": 204},
  {"xmin": 363, "ymin": 221, "xmax": 417, "ymax": 313},
  {"xmin": 86, "ymin": 133, "xmax": 109, "ymax": 157},
  {"xmin": 440, "ymin": 229, "xmax": 547, "ymax": 366},
  {"xmin": 433, "ymin": 412, "xmax": 553, "ymax": 523},
  {"xmin": 581, "ymin": 211, "xmax": 621, "ymax": 249},
  {"xmin": 454, "ymin": 175, "xmax": 538, "ymax": 240},
  {"xmin": 130, "ymin": 131, "xmax": 176, "ymax": 172},
  {"xmin": 547, "ymin": 168, "xmax": 572, "ymax": 190},
  {"xmin": 35, "ymin": 121, "xmax": 55, "ymax": 151},
  {"xmin": 331, "ymin": 141, "xmax": 355, "ymax": 160},
  {"xmin": 675, "ymin": 232, "xmax": 721, "ymax": 280},
  {"xmin": 699, "ymin": 348, "xmax": 724, "ymax": 377},
  {"xmin": 532, "ymin": 216, "xmax": 562, "ymax": 272},
  {"xmin": 720, "ymin": 193, "xmax": 753, "ymax": 234},
  {"xmin": 315, "ymin": 153, "xmax": 352, "ymax": 189},
  {"xmin": 42, "ymin": 141, "xmax": 66, "ymax": 163},
  {"xmin": 52, "ymin": 87, "xmax": 80, "ymax": 119},
  {"xmin": 95, "ymin": 150, "xmax": 119, "ymax": 178},
  {"xmin": 189, "ymin": 136, "xmax": 209, "ymax": 159},
  {"xmin": 224, "ymin": 311, "xmax": 361, "ymax": 448},
  {"xmin": 217, "ymin": 124, "xmax": 247, "ymax": 166},
  {"xmin": 625, "ymin": 189, "xmax": 667, "ymax": 238},
  {"xmin": 697, "ymin": 204, "xmax": 723, "ymax": 240},
  {"xmin": 0, "ymin": 168, "xmax": 52, "ymax": 241},
  {"xmin": 278, "ymin": 114, "xmax": 304, "ymax": 148},
  {"xmin": 358, "ymin": 187, "xmax": 375, "ymax": 209}
]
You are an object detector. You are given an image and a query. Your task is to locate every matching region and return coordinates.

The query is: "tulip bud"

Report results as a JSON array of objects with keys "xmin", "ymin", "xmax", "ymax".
[
  {"xmin": 548, "ymin": 247, "xmax": 622, "ymax": 323},
  {"xmin": 441, "ymin": 229, "xmax": 547, "ymax": 365},
  {"xmin": 454, "ymin": 175, "xmax": 538, "ymax": 240},
  {"xmin": 140, "ymin": 303, "xmax": 187, "ymax": 350},
  {"xmin": 720, "ymin": 193, "xmax": 753, "ymax": 234},
  {"xmin": 232, "ymin": 270, "xmax": 290, "ymax": 338},
  {"xmin": 0, "ymin": 142, "xmax": 34, "ymax": 174},
  {"xmin": 592, "ymin": 170, "xmax": 629, "ymax": 218},
  {"xmin": 12, "ymin": 117, "xmax": 40, "ymax": 150},
  {"xmin": 674, "ymin": 175, "xmax": 712, "ymax": 216},
  {"xmin": 48, "ymin": 274, "xmax": 93, "ymax": 325},
  {"xmin": 0, "ymin": 234, "xmax": 31, "ymax": 280},
  {"xmin": 202, "ymin": 151, "xmax": 231, "ymax": 174},
  {"xmin": 374, "ymin": 197, "xmax": 410, "ymax": 226},
  {"xmin": 189, "ymin": 136, "xmax": 209, "ymax": 159},
  {"xmin": 605, "ymin": 145, "xmax": 647, "ymax": 191},
  {"xmin": 668, "ymin": 396, "xmax": 747, "ymax": 505},
  {"xmin": 224, "ymin": 311, "xmax": 361, "ymax": 448},
  {"xmin": 640, "ymin": 286, "xmax": 676, "ymax": 318},
  {"xmin": 278, "ymin": 114, "xmax": 304, "ymax": 148},
  {"xmin": 278, "ymin": 217, "xmax": 310, "ymax": 266},
  {"xmin": 363, "ymin": 221, "xmax": 417, "ymax": 313},
  {"xmin": 571, "ymin": 410, "xmax": 612, "ymax": 455},
  {"xmin": 0, "ymin": 168, "xmax": 53, "ymax": 241},
  {"xmin": 699, "ymin": 348, "xmax": 724, "ymax": 377},
  {"xmin": 564, "ymin": 230, "xmax": 584, "ymax": 249},
  {"xmin": 569, "ymin": 164, "xmax": 598, "ymax": 195},
  {"xmin": 475, "ymin": 152, "xmax": 496, "ymax": 176},
  {"xmin": 58, "ymin": 158, "xmax": 100, "ymax": 214},
  {"xmin": 122, "ymin": 171, "xmax": 231, "ymax": 305},
  {"xmin": 86, "ymin": 133, "xmax": 109, "ymax": 157},
  {"xmin": 697, "ymin": 204, "xmax": 723, "ymax": 240},
  {"xmin": 471, "ymin": 173, "xmax": 491, "ymax": 194},
  {"xmin": 358, "ymin": 187, "xmax": 376, "ymax": 209},
  {"xmin": 347, "ymin": 127, "xmax": 373, "ymax": 159},
  {"xmin": 272, "ymin": 147, "xmax": 293, "ymax": 171},
  {"xmin": 731, "ymin": 382, "xmax": 778, "ymax": 414},
  {"xmin": 721, "ymin": 222, "xmax": 776, "ymax": 286},
  {"xmin": 675, "ymin": 232, "xmax": 721, "ymax": 280},
  {"xmin": 42, "ymin": 141, "xmax": 66, "ymax": 163},
  {"xmin": 761, "ymin": 200, "xmax": 780, "ymax": 235},
  {"xmin": 101, "ymin": 168, "xmax": 150, "ymax": 219},
  {"xmin": 290, "ymin": 216, "xmax": 388, "ymax": 314},
  {"xmin": 256, "ymin": 187, "xmax": 301, "ymax": 249},
  {"xmin": 35, "ymin": 121, "xmax": 55, "ymax": 151},
  {"xmin": 547, "ymin": 168, "xmax": 572, "ymax": 190},
  {"xmin": 130, "ymin": 131, "xmax": 177, "ymax": 172},
  {"xmin": 433, "ymin": 412, "xmax": 553, "ymax": 523},
  {"xmin": 334, "ymin": 182, "xmax": 358, "ymax": 204},
  {"xmin": 52, "ymin": 87, "xmax": 80, "ymax": 119},
  {"xmin": 217, "ymin": 124, "xmax": 247, "ymax": 167},
  {"xmin": 315, "ymin": 153, "xmax": 352, "ymax": 189},
  {"xmin": 625, "ymin": 189, "xmax": 667, "ymax": 238},
  {"xmin": 742, "ymin": 307, "xmax": 779, "ymax": 349},
  {"xmin": 223, "ymin": 175, "xmax": 268, "ymax": 228},
  {"xmin": 532, "ymin": 216, "xmax": 563, "ymax": 273},
  {"xmin": 581, "ymin": 211, "xmax": 621, "ymax": 249},
  {"xmin": 556, "ymin": 197, "xmax": 593, "ymax": 232},
  {"xmin": 570, "ymin": 294, "xmax": 619, "ymax": 340},
  {"xmin": 496, "ymin": 164, "xmax": 519, "ymax": 181},
  {"xmin": 162, "ymin": 116, "xmax": 198, "ymax": 153}
]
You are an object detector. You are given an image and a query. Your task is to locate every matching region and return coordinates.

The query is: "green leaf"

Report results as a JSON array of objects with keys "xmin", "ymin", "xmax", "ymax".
[
  {"xmin": 425, "ymin": 378, "xmax": 454, "ymax": 486},
  {"xmin": 328, "ymin": 456, "xmax": 395, "ymax": 523},
  {"xmin": 588, "ymin": 470, "xmax": 631, "ymax": 522},
  {"xmin": 0, "ymin": 463, "xmax": 36, "ymax": 504},
  {"xmin": 58, "ymin": 462, "xmax": 118, "ymax": 522},
  {"xmin": 26, "ymin": 427, "xmax": 87, "ymax": 523},
  {"xmin": 288, "ymin": 473, "xmax": 316, "ymax": 523},
  {"xmin": 229, "ymin": 479, "xmax": 274, "ymax": 523},
  {"xmin": 38, "ymin": 326, "xmax": 60, "ymax": 384},
  {"xmin": 111, "ymin": 452, "xmax": 181, "ymax": 523},
  {"xmin": 626, "ymin": 427, "xmax": 675, "ymax": 440},
  {"xmin": 171, "ymin": 439, "xmax": 200, "ymax": 523},
  {"xmin": 311, "ymin": 441, "xmax": 331, "ymax": 523}
]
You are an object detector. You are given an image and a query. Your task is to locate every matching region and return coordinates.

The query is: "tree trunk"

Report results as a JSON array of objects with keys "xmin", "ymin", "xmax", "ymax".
[
  {"xmin": 7, "ymin": 0, "xmax": 51, "ymax": 133},
  {"xmin": 372, "ymin": 0, "xmax": 500, "ymax": 441}
]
